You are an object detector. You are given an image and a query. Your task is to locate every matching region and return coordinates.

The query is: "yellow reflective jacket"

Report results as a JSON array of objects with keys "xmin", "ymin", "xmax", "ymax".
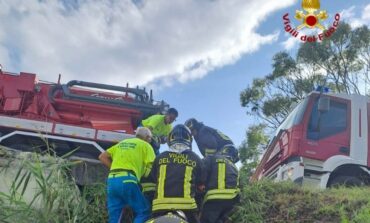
[
  {"xmin": 142, "ymin": 114, "xmax": 172, "ymax": 137},
  {"xmin": 107, "ymin": 137, "xmax": 155, "ymax": 180}
]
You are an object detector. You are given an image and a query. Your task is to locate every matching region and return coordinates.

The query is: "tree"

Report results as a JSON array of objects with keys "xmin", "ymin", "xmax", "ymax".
[
  {"xmin": 239, "ymin": 23, "xmax": 370, "ymax": 179},
  {"xmin": 298, "ymin": 23, "xmax": 368, "ymax": 94},
  {"xmin": 240, "ymin": 52, "xmax": 327, "ymax": 129},
  {"xmin": 353, "ymin": 26, "xmax": 370, "ymax": 94},
  {"xmin": 239, "ymin": 124, "xmax": 268, "ymax": 184}
]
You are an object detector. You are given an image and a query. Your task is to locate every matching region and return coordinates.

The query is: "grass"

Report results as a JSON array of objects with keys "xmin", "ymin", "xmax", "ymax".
[
  {"xmin": 2, "ymin": 146, "xmax": 370, "ymax": 223},
  {"xmin": 0, "ymin": 146, "xmax": 108, "ymax": 223},
  {"xmin": 232, "ymin": 181, "xmax": 370, "ymax": 223}
]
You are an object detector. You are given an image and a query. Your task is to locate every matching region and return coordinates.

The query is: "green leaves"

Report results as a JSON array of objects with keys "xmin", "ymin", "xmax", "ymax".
[
  {"xmin": 270, "ymin": 52, "xmax": 297, "ymax": 80},
  {"xmin": 240, "ymin": 78, "xmax": 266, "ymax": 108},
  {"xmin": 0, "ymin": 150, "xmax": 108, "ymax": 223},
  {"xmin": 239, "ymin": 124, "xmax": 268, "ymax": 183},
  {"xmin": 298, "ymin": 23, "xmax": 369, "ymax": 94}
]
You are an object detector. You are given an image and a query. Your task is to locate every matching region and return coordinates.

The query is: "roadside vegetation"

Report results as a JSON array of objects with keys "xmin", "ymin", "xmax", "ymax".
[
  {"xmin": 2, "ymin": 147, "xmax": 370, "ymax": 223},
  {"xmin": 0, "ymin": 146, "xmax": 107, "ymax": 223},
  {"xmin": 233, "ymin": 181, "xmax": 370, "ymax": 223}
]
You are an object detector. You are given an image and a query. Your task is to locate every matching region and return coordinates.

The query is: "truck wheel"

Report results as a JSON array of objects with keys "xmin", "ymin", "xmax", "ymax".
[{"xmin": 328, "ymin": 175, "xmax": 365, "ymax": 187}]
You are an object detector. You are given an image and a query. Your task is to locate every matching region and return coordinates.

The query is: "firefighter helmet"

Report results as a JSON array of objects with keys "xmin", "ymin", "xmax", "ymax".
[
  {"xmin": 220, "ymin": 144, "xmax": 240, "ymax": 163},
  {"xmin": 146, "ymin": 211, "xmax": 188, "ymax": 223},
  {"xmin": 168, "ymin": 124, "xmax": 192, "ymax": 149},
  {"xmin": 184, "ymin": 118, "xmax": 200, "ymax": 132}
]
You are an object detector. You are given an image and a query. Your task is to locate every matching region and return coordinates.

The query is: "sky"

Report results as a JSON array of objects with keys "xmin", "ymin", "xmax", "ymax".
[{"xmin": 0, "ymin": 0, "xmax": 369, "ymax": 155}]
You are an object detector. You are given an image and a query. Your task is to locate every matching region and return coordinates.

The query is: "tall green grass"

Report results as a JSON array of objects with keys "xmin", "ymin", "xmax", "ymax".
[
  {"xmin": 0, "ymin": 147, "xmax": 108, "ymax": 223},
  {"xmin": 232, "ymin": 181, "xmax": 370, "ymax": 223},
  {"xmin": 3, "ymin": 146, "xmax": 370, "ymax": 223}
]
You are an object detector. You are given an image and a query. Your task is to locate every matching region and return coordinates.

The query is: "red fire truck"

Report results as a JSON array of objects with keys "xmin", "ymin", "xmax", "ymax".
[
  {"xmin": 252, "ymin": 90, "xmax": 370, "ymax": 188},
  {"xmin": 0, "ymin": 66, "xmax": 167, "ymax": 164}
]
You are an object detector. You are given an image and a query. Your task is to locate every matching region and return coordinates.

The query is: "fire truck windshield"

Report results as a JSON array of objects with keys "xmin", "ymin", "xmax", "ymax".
[{"xmin": 274, "ymin": 97, "xmax": 309, "ymax": 136}]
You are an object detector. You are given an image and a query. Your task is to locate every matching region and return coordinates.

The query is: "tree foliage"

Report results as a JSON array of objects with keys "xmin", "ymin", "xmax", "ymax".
[
  {"xmin": 239, "ymin": 23, "xmax": 370, "ymax": 179},
  {"xmin": 239, "ymin": 124, "xmax": 269, "ymax": 183}
]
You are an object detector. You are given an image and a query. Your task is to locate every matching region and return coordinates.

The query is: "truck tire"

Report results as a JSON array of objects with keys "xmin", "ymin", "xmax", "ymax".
[{"xmin": 328, "ymin": 175, "xmax": 365, "ymax": 187}]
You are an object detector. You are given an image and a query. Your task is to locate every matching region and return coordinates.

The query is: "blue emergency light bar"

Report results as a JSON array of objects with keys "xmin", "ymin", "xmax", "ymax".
[{"xmin": 315, "ymin": 86, "xmax": 330, "ymax": 93}]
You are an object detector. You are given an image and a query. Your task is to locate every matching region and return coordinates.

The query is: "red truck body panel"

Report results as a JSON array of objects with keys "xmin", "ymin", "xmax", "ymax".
[{"xmin": 0, "ymin": 69, "xmax": 167, "ymax": 155}]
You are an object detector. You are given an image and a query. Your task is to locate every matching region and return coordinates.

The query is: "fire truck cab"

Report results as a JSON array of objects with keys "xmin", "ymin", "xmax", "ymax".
[{"xmin": 253, "ymin": 90, "xmax": 370, "ymax": 188}]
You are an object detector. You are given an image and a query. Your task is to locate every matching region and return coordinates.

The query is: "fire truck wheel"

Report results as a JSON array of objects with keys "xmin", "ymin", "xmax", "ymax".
[{"xmin": 329, "ymin": 175, "xmax": 365, "ymax": 187}]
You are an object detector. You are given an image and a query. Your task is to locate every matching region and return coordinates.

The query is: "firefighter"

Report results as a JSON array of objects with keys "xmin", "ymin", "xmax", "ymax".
[
  {"xmin": 149, "ymin": 124, "xmax": 204, "ymax": 223},
  {"xmin": 140, "ymin": 108, "xmax": 178, "ymax": 208},
  {"xmin": 99, "ymin": 127, "xmax": 156, "ymax": 223},
  {"xmin": 200, "ymin": 145, "xmax": 240, "ymax": 223},
  {"xmin": 142, "ymin": 108, "xmax": 178, "ymax": 155},
  {"xmin": 184, "ymin": 118, "xmax": 239, "ymax": 161}
]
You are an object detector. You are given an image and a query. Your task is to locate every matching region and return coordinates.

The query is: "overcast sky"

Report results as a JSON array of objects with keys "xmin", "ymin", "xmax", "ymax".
[{"xmin": 1, "ymin": 0, "xmax": 369, "ymax": 155}]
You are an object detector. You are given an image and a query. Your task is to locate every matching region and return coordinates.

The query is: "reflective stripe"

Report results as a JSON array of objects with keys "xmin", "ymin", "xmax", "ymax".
[
  {"xmin": 227, "ymin": 159, "xmax": 240, "ymax": 187},
  {"xmin": 152, "ymin": 197, "xmax": 197, "ymax": 211},
  {"xmin": 142, "ymin": 182, "xmax": 156, "ymax": 193},
  {"xmin": 205, "ymin": 149, "xmax": 216, "ymax": 156},
  {"xmin": 158, "ymin": 165, "xmax": 167, "ymax": 199},
  {"xmin": 184, "ymin": 166, "xmax": 193, "ymax": 199},
  {"xmin": 204, "ymin": 188, "xmax": 240, "ymax": 203},
  {"xmin": 123, "ymin": 180, "xmax": 137, "ymax": 184},
  {"xmin": 108, "ymin": 171, "xmax": 130, "ymax": 178},
  {"xmin": 222, "ymin": 143, "xmax": 234, "ymax": 149},
  {"xmin": 218, "ymin": 163, "xmax": 226, "ymax": 189}
]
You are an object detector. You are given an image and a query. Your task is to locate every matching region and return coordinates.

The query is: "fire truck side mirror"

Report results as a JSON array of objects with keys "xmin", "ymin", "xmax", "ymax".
[{"xmin": 318, "ymin": 96, "xmax": 330, "ymax": 113}]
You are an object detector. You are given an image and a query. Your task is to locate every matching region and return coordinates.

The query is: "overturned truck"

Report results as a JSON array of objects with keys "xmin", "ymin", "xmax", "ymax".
[{"xmin": 0, "ymin": 67, "xmax": 168, "ymax": 185}]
